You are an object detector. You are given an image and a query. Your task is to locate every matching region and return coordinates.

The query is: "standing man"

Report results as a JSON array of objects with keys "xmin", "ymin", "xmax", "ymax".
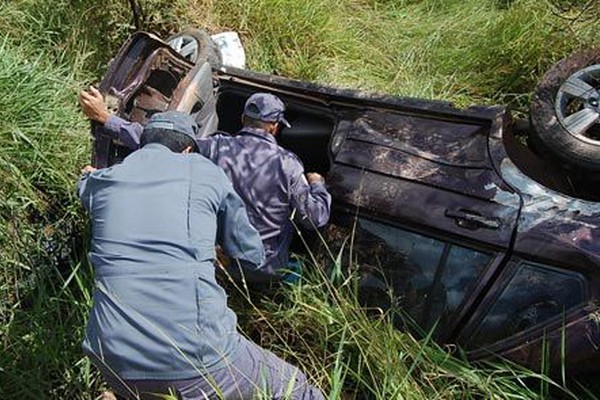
[
  {"xmin": 79, "ymin": 89, "xmax": 331, "ymax": 285},
  {"xmin": 78, "ymin": 111, "xmax": 324, "ymax": 399}
]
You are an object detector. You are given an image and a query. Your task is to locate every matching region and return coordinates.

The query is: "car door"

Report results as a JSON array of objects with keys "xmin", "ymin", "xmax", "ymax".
[{"xmin": 326, "ymin": 105, "xmax": 523, "ymax": 340}]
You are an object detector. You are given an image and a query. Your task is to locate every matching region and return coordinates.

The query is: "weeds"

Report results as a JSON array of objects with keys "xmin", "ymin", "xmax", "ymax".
[
  {"xmin": 227, "ymin": 260, "xmax": 579, "ymax": 399},
  {"xmin": 0, "ymin": 37, "xmax": 94, "ymax": 398},
  {"xmin": 200, "ymin": 0, "xmax": 596, "ymax": 110}
]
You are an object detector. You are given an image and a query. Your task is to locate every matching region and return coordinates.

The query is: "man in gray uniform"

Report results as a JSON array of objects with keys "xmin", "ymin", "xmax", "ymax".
[
  {"xmin": 78, "ymin": 111, "xmax": 324, "ymax": 399},
  {"xmin": 79, "ymin": 89, "xmax": 331, "ymax": 284}
]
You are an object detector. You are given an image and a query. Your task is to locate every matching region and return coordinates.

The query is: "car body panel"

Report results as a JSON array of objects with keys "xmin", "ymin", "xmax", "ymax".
[
  {"xmin": 328, "ymin": 108, "xmax": 520, "ymax": 249},
  {"xmin": 93, "ymin": 32, "xmax": 195, "ymax": 167}
]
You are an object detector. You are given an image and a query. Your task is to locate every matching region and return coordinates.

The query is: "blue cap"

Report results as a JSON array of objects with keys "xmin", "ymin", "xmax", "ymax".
[
  {"xmin": 243, "ymin": 93, "xmax": 291, "ymax": 128},
  {"xmin": 144, "ymin": 111, "xmax": 198, "ymax": 139}
]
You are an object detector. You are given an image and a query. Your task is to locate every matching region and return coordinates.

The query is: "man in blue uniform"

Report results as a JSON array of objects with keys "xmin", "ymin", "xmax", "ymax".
[
  {"xmin": 78, "ymin": 111, "xmax": 324, "ymax": 399},
  {"xmin": 79, "ymin": 89, "xmax": 331, "ymax": 284}
]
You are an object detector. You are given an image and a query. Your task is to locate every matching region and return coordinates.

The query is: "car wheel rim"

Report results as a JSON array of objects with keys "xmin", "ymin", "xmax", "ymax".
[
  {"xmin": 555, "ymin": 64, "xmax": 600, "ymax": 145},
  {"xmin": 167, "ymin": 35, "xmax": 199, "ymax": 62}
]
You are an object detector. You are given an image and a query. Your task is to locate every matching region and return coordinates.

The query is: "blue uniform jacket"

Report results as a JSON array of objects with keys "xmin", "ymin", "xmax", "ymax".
[{"xmin": 78, "ymin": 143, "xmax": 264, "ymax": 380}]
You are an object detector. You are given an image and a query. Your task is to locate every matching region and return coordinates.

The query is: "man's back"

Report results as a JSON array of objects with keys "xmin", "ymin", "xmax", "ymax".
[
  {"xmin": 78, "ymin": 143, "xmax": 263, "ymax": 380},
  {"xmin": 85, "ymin": 144, "xmax": 218, "ymax": 265}
]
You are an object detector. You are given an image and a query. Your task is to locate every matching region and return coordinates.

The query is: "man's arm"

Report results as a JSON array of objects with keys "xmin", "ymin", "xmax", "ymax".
[
  {"xmin": 216, "ymin": 183, "xmax": 265, "ymax": 269},
  {"xmin": 103, "ymin": 115, "xmax": 144, "ymax": 149},
  {"xmin": 78, "ymin": 87, "xmax": 143, "ymax": 149},
  {"xmin": 195, "ymin": 133, "xmax": 231, "ymax": 163},
  {"xmin": 77, "ymin": 165, "xmax": 97, "ymax": 212},
  {"xmin": 289, "ymin": 168, "xmax": 332, "ymax": 230}
]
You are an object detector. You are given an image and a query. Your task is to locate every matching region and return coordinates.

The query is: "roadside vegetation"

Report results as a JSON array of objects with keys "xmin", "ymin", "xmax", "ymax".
[{"xmin": 0, "ymin": 0, "xmax": 597, "ymax": 398}]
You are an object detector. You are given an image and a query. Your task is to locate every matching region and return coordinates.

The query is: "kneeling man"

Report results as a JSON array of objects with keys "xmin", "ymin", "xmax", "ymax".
[{"xmin": 78, "ymin": 111, "xmax": 324, "ymax": 399}]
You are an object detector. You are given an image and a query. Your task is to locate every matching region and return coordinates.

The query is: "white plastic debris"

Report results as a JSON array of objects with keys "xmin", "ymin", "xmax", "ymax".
[{"xmin": 211, "ymin": 31, "xmax": 246, "ymax": 69}]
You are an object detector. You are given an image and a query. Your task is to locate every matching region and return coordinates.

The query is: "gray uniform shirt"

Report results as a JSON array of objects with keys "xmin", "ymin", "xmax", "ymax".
[
  {"xmin": 104, "ymin": 116, "xmax": 331, "ymax": 280},
  {"xmin": 78, "ymin": 143, "xmax": 264, "ymax": 380}
]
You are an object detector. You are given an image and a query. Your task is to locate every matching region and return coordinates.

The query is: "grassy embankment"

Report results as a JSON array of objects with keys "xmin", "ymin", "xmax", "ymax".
[{"xmin": 0, "ymin": 0, "xmax": 597, "ymax": 398}]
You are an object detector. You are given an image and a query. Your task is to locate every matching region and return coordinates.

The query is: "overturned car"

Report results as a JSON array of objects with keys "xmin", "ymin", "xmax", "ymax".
[{"xmin": 90, "ymin": 31, "xmax": 600, "ymax": 375}]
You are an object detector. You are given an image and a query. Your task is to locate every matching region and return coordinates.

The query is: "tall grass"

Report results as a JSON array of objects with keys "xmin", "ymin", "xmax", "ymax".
[
  {"xmin": 226, "ymin": 262, "xmax": 582, "ymax": 399},
  {"xmin": 0, "ymin": 0, "xmax": 139, "ymax": 77},
  {"xmin": 169, "ymin": 0, "xmax": 597, "ymax": 110},
  {"xmin": 0, "ymin": 0, "xmax": 598, "ymax": 398},
  {"xmin": 3, "ymin": 0, "xmax": 593, "ymax": 110},
  {"xmin": 0, "ymin": 38, "xmax": 96, "ymax": 398}
]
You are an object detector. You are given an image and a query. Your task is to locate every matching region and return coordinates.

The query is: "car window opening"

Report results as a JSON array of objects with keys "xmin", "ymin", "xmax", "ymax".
[
  {"xmin": 314, "ymin": 216, "xmax": 493, "ymax": 340},
  {"xmin": 468, "ymin": 262, "xmax": 588, "ymax": 349},
  {"xmin": 216, "ymin": 89, "xmax": 335, "ymax": 174}
]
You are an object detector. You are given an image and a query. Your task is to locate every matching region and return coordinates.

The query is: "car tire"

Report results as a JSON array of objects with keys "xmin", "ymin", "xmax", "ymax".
[
  {"xmin": 529, "ymin": 48, "xmax": 600, "ymax": 171},
  {"xmin": 167, "ymin": 28, "xmax": 222, "ymax": 68}
]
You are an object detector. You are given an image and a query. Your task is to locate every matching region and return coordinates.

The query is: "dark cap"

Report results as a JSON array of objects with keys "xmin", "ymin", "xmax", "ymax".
[
  {"xmin": 243, "ymin": 93, "xmax": 291, "ymax": 128},
  {"xmin": 144, "ymin": 111, "xmax": 198, "ymax": 139}
]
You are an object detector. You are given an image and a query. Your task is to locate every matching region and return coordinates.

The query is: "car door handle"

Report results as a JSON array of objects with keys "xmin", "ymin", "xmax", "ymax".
[{"xmin": 444, "ymin": 209, "xmax": 501, "ymax": 230}]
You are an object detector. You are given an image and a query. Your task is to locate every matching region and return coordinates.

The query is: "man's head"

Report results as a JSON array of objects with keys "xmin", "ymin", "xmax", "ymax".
[
  {"xmin": 140, "ymin": 111, "xmax": 199, "ymax": 153},
  {"xmin": 242, "ymin": 93, "xmax": 291, "ymax": 136}
]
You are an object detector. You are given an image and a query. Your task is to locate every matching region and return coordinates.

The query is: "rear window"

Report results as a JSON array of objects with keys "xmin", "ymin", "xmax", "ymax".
[{"xmin": 469, "ymin": 262, "xmax": 587, "ymax": 348}]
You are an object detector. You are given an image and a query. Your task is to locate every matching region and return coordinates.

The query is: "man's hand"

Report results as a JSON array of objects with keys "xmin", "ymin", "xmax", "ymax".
[
  {"xmin": 306, "ymin": 172, "xmax": 325, "ymax": 185},
  {"xmin": 78, "ymin": 86, "xmax": 110, "ymax": 124},
  {"xmin": 81, "ymin": 165, "xmax": 97, "ymax": 175}
]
